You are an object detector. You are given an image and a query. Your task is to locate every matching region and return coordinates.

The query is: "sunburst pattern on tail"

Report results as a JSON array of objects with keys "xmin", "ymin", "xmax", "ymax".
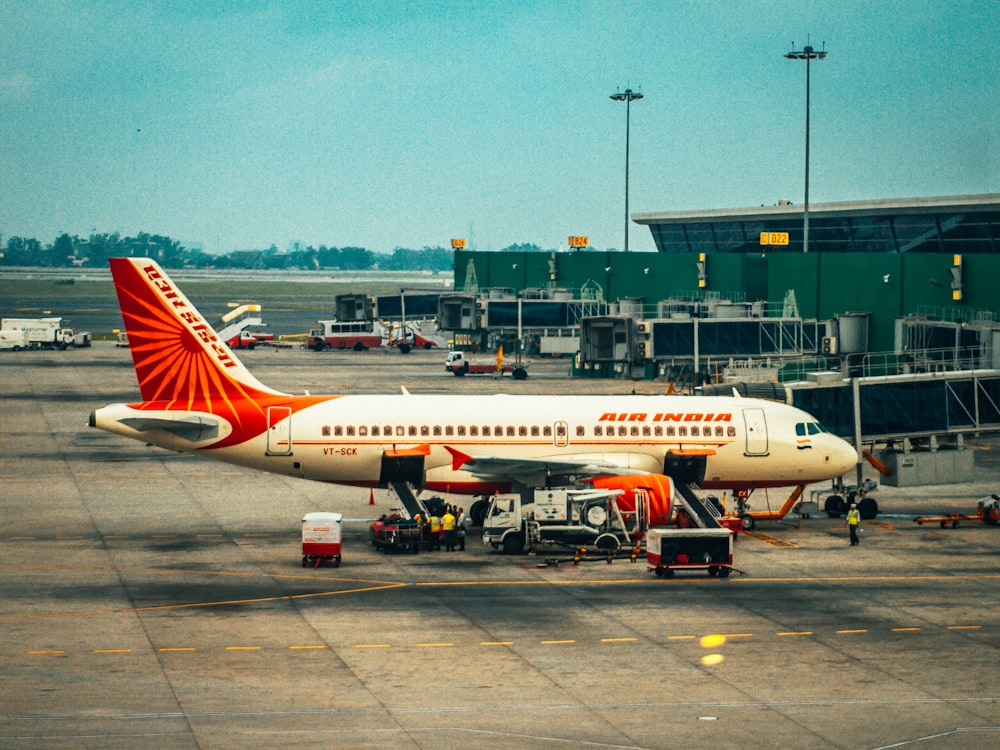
[{"xmin": 110, "ymin": 258, "xmax": 282, "ymax": 405}]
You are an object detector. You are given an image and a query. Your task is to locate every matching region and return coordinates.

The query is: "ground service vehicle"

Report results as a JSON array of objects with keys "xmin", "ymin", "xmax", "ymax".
[
  {"xmin": 309, "ymin": 321, "xmax": 383, "ymax": 351},
  {"xmin": 1, "ymin": 317, "xmax": 76, "ymax": 350},
  {"xmin": 369, "ymin": 514, "xmax": 422, "ymax": 553},
  {"xmin": 301, "ymin": 511, "xmax": 343, "ymax": 567},
  {"xmin": 646, "ymin": 527, "xmax": 734, "ymax": 578},
  {"xmin": 387, "ymin": 323, "xmax": 444, "ymax": 353},
  {"xmin": 226, "ymin": 330, "xmax": 274, "ymax": 349},
  {"xmin": 978, "ymin": 494, "xmax": 1000, "ymax": 525},
  {"xmin": 0, "ymin": 330, "xmax": 27, "ymax": 351},
  {"xmin": 445, "ymin": 350, "xmax": 527, "ymax": 379},
  {"xmin": 482, "ymin": 483, "xmax": 671, "ymax": 554}
]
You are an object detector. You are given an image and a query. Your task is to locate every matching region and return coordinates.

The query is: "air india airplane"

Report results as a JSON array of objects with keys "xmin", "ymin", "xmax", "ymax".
[{"xmin": 90, "ymin": 258, "xmax": 858, "ymax": 528}]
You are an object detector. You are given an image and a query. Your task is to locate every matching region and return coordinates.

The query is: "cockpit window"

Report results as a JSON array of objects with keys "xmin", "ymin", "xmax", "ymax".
[{"xmin": 796, "ymin": 421, "xmax": 830, "ymax": 436}]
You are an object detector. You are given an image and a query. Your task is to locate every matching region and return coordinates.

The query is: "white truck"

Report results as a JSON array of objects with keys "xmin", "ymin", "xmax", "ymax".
[
  {"xmin": 0, "ymin": 317, "xmax": 79, "ymax": 350},
  {"xmin": 444, "ymin": 350, "xmax": 528, "ymax": 379},
  {"xmin": 481, "ymin": 487, "xmax": 645, "ymax": 554}
]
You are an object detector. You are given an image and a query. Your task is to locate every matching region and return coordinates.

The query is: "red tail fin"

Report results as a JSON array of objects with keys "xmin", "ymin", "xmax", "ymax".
[{"xmin": 109, "ymin": 258, "xmax": 283, "ymax": 405}]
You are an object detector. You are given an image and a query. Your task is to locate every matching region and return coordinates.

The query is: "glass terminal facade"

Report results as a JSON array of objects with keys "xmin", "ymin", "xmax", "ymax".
[{"xmin": 635, "ymin": 195, "xmax": 1000, "ymax": 255}]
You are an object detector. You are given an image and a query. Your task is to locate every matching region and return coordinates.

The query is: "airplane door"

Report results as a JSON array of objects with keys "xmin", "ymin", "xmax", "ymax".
[
  {"xmin": 553, "ymin": 421, "xmax": 569, "ymax": 447},
  {"xmin": 267, "ymin": 406, "xmax": 292, "ymax": 455},
  {"xmin": 742, "ymin": 408, "xmax": 768, "ymax": 456}
]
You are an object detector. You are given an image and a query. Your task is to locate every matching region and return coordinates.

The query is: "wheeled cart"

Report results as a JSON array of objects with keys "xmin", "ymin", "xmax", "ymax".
[
  {"xmin": 646, "ymin": 527, "xmax": 735, "ymax": 578},
  {"xmin": 302, "ymin": 511, "xmax": 343, "ymax": 567}
]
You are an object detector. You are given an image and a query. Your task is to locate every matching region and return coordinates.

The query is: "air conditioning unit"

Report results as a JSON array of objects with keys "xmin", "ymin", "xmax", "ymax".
[
  {"xmin": 637, "ymin": 321, "xmax": 651, "ymax": 334},
  {"xmin": 821, "ymin": 336, "xmax": 838, "ymax": 355}
]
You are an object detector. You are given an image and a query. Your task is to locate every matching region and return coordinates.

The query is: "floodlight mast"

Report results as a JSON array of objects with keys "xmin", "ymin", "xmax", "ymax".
[
  {"xmin": 610, "ymin": 87, "xmax": 643, "ymax": 253},
  {"xmin": 784, "ymin": 42, "xmax": 827, "ymax": 254}
]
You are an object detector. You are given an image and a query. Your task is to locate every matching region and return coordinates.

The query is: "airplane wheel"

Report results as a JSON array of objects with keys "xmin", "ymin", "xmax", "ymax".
[
  {"xmin": 858, "ymin": 496, "xmax": 879, "ymax": 519},
  {"xmin": 513, "ymin": 368, "xmax": 527, "ymax": 380},
  {"xmin": 469, "ymin": 500, "xmax": 487, "ymax": 527},
  {"xmin": 825, "ymin": 495, "xmax": 845, "ymax": 517}
]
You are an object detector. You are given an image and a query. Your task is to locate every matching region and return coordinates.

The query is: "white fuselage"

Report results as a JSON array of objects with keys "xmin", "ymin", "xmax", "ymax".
[{"xmin": 94, "ymin": 393, "xmax": 858, "ymax": 494}]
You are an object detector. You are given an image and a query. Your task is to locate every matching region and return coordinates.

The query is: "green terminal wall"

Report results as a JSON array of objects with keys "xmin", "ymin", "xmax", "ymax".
[{"xmin": 455, "ymin": 250, "xmax": 987, "ymax": 353}]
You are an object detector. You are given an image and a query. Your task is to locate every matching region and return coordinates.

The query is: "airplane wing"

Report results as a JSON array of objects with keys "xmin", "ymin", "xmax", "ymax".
[{"xmin": 443, "ymin": 446, "xmax": 649, "ymax": 486}]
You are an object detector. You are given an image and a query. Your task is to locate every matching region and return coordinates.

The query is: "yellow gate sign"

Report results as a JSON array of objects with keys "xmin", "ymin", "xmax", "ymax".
[{"xmin": 759, "ymin": 232, "xmax": 789, "ymax": 246}]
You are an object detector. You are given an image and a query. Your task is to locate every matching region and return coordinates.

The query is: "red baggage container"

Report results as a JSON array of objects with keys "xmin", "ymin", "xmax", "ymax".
[{"xmin": 302, "ymin": 511, "xmax": 343, "ymax": 567}]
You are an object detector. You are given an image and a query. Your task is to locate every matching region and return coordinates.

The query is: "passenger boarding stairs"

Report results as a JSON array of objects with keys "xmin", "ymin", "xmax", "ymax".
[
  {"xmin": 213, "ymin": 304, "xmax": 264, "ymax": 343},
  {"xmin": 675, "ymin": 483, "xmax": 723, "ymax": 529},
  {"xmin": 389, "ymin": 481, "xmax": 432, "ymax": 520}
]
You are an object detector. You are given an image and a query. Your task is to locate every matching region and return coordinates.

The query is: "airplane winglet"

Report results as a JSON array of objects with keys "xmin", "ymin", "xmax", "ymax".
[
  {"xmin": 400, "ymin": 386, "xmax": 411, "ymax": 395},
  {"xmin": 444, "ymin": 445, "xmax": 474, "ymax": 471}
]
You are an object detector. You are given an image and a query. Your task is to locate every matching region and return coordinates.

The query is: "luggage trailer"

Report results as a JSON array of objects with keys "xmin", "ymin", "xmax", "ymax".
[
  {"xmin": 301, "ymin": 512, "xmax": 343, "ymax": 567},
  {"xmin": 646, "ymin": 527, "xmax": 739, "ymax": 579}
]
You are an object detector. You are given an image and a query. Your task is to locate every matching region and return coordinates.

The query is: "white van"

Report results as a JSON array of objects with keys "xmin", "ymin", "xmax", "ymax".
[{"xmin": 0, "ymin": 330, "xmax": 27, "ymax": 351}]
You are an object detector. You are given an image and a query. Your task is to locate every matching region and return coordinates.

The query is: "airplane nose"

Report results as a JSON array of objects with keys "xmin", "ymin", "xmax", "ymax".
[{"xmin": 830, "ymin": 437, "xmax": 859, "ymax": 475}]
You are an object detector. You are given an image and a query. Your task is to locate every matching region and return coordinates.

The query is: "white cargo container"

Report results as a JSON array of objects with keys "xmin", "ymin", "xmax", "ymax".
[{"xmin": 301, "ymin": 511, "xmax": 343, "ymax": 567}]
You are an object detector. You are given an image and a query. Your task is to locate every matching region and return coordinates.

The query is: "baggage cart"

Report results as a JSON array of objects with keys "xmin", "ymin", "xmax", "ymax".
[
  {"xmin": 646, "ymin": 527, "xmax": 735, "ymax": 578},
  {"xmin": 370, "ymin": 515, "xmax": 422, "ymax": 553},
  {"xmin": 302, "ymin": 511, "xmax": 343, "ymax": 567}
]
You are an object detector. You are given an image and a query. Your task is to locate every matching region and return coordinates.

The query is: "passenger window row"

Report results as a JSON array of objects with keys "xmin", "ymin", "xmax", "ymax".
[{"xmin": 319, "ymin": 423, "xmax": 736, "ymax": 439}]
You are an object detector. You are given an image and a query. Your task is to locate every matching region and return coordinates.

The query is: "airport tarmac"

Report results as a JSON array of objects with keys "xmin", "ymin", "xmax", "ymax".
[{"xmin": 2, "ymin": 344, "xmax": 1000, "ymax": 749}]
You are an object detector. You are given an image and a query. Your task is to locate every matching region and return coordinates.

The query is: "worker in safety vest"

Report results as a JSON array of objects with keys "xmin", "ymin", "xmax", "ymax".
[
  {"xmin": 845, "ymin": 503, "xmax": 861, "ymax": 546},
  {"xmin": 428, "ymin": 514, "xmax": 442, "ymax": 550},
  {"xmin": 442, "ymin": 507, "xmax": 457, "ymax": 551}
]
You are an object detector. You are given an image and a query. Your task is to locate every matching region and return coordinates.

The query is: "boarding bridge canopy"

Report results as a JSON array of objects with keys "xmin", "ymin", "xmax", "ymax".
[
  {"xmin": 652, "ymin": 319, "xmax": 822, "ymax": 358},
  {"xmin": 791, "ymin": 371, "xmax": 1000, "ymax": 441}
]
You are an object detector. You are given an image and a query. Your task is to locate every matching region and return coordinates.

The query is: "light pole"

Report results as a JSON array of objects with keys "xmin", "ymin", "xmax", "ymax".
[
  {"xmin": 610, "ymin": 87, "xmax": 643, "ymax": 252},
  {"xmin": 784, "ymin": 42, "xmax": 826, "ymax": 254}
]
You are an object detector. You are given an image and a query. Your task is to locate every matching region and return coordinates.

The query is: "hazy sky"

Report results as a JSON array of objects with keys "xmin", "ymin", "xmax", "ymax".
[{"xmin": 2, "ymin": 1, "xmax": 997, "ymax": 254}]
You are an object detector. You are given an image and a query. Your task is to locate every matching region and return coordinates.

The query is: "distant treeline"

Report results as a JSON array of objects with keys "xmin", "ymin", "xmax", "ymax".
[{"xmin": 0, "ymin": 233, "xmax": 551, "ymax": 271}]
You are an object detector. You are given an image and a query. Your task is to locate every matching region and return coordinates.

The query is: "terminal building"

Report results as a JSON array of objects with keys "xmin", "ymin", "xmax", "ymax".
[{"xmin": 447, "ymin": 194, "xmax": 1000, "ymax": 484}]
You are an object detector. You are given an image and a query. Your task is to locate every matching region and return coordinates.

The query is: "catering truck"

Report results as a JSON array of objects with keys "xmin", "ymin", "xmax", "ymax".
[{"xmin": 0, "ymin": 317, "xmax": 79, "ymax": 350}]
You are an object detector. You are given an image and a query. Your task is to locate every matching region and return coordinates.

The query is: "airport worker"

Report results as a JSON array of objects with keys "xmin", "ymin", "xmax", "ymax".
[
  {"xmin": 845, "ymin": 503, "xmax": 861, "ymax": 546},
  {"xmin": 442, "ymin": 507, "xmax": 457, "ymax": 551},
  {"xmin": 429, "ymin": 513, "xmax": 442, "ymax": 550},
  {"xmin": 456, "ymin": 507, "xmax": 468, "ymax": 550}
]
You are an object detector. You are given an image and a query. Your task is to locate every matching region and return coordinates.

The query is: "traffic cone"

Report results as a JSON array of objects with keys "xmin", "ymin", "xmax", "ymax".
[{"xmin": 369, "ymin": 489, "xmax": 375, "ymax": 506}]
